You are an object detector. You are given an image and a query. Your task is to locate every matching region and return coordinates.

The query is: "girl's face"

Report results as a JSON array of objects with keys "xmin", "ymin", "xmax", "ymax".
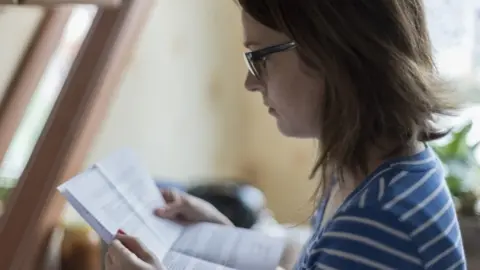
[{"xmin": 242, "ymin": 11, "xmax": 325, "ymax": 138}]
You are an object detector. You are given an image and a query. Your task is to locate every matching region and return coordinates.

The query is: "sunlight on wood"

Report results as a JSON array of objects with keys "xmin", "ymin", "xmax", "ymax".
[{"xmin": 0, "ymin": 0, "xmax": 121, "ymax": 6}]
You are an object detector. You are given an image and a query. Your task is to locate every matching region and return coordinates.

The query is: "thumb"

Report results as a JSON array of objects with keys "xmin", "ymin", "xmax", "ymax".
[
  {"xmin": 108, "ymin": 239, "xmax": 142, "ymax": 266},
  {"xmin": 154, "ymin": 203, "xmax": 185, "ymax": 219},
  {"xmin": 116, "ymin": 234, "xmax": 155, "ymax": 263}
]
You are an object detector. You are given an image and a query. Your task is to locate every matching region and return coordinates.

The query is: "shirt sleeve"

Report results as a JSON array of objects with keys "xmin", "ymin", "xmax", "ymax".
[{"xmin": 303, "ymin": 206, "xmax": 423, "ymax": 270}]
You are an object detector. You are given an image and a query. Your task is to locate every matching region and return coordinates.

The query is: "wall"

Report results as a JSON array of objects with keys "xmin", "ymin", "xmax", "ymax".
[
  {"xmin": 84, "ymin": 0, "xmax": 317, "ymax": 223},
  {"xmin": 86, "ymin": 0, "xmax": 248, "ymax": 181}
]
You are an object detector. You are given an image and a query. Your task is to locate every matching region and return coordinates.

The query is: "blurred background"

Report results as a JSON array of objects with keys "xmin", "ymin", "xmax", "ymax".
[{"xmin": 0, "ymin": 0, "xmax": 479, "ymax": 269}]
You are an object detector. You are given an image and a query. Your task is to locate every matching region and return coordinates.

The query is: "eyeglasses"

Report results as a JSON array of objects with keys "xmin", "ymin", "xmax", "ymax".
[{"xmin": 243, "ymin": 41, "xmax": 296, "ymax": 79}]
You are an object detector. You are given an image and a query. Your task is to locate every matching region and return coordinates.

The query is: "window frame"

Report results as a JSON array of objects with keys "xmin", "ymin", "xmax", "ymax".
[
  {"xmin": 0, "ymin": 0, "xmax": 154, "ymax": 268},
  {"xmin": 0, "ymin": 0, "xmax": 121, "ymax": 6},
  {"xmin": 0, "ymin": 8, "xmax": 72, "ymax": 168}
]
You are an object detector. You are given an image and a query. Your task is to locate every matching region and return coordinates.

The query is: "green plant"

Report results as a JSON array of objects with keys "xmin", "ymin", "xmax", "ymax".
[
  {"xmin": 0, "ymin": 177, "xmax": 16, "ymax": 203},
  {"xmin": 0, "ymin": 187, "xmax": 11, "ymax": 202},
  {"xmin": 432, "ymin": 121, "xmax": 480, "ymax": 216}
]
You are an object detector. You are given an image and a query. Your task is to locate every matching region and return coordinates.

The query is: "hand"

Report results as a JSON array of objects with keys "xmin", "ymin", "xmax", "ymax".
[
  {"xmin": 154, "ymin": 189, "xmax": 233, "ymax": 226},
  {"xmin": 105, "ymin": 233, "xmax": 165, "ymax": 270}
]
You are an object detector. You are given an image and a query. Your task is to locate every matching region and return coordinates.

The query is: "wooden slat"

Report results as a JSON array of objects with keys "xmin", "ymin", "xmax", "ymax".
[
  {"xmin": 0, "ymin": 0, "xmax": 154, "ymax": 269},
  {"xmin": 0, "ymin": 0, "xmax": 121, "ymax": 5},
  {"xmin": 0, "ymin": 8, "xmax": 72, "ymax": 166}
]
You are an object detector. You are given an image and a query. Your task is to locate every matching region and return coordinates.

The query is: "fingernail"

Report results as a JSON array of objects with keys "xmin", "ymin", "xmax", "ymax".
[{"xmin": 117, "ymin": 229, "xmax": 126, "ymax": 235}]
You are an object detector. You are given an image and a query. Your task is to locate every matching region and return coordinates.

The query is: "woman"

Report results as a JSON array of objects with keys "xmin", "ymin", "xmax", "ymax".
[{"xmin": 106, "ymin": 1, "xmax": 467, "ymax": 269}]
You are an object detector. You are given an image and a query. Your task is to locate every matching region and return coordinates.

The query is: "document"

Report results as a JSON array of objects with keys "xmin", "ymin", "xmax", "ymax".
[
  {"xmin": 58, "ymin": 149, "xmax": 285, "ymax": 270},
  {"xmin": 163, "ymin": 252, "xmax": 235, "ymax": 270},
  {"xmin": 172, "ymin": 222, "xmax": 285, "ymax": 270}
]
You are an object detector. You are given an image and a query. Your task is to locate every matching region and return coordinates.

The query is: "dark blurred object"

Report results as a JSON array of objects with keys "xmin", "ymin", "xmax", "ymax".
[
  {"xmin": 153, "ymin": 178, "xmax": 266, "ymax": 228},
  {"xmin": 187, "ymin": 180, "xmax": 266, "ymax": 228},
  {"xmin": 459, "ymin": 216, "xmax": 480, "ymax": 269}
]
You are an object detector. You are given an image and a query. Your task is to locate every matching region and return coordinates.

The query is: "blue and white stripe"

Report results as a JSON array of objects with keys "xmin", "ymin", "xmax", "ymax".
[{"xmin": 296, "ymin": 147, "xmax": 466, "ymax": 270}]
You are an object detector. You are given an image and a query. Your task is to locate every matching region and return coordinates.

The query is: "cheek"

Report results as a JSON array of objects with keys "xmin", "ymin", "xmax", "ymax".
[
  {"xmin": 265, "ymin": 79, "xmax": 295, "ymax": 111},
  {"xmin": 263, "ymin": 53, "xmax": 325, "ymax": 136},
  {"xmin": 267, "ymin": 69, "xmax": 323, "ymax": 114},
  {"xmin": 294, "ymin": 63, "xmax": 325, "ymax": 116},
  {"xmin": 265, "ymin": 63, "xmax": 301, "ymax": 107},
  {"xmin": 268, "ymin": 70, "xmax": 325, "ymax": 137}
]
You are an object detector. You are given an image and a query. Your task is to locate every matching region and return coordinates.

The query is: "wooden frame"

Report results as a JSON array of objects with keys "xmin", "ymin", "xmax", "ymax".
[
  {"xmin": 0, "ymin": 0, "xmax": 121, "ymax": 6},
  {"xmin": 0, "ymin": 0, "xmax": 154, "ymax": 269},
  {"xmin": 0, "ymin": 8, "xmax": 72, "ymax": 167}
]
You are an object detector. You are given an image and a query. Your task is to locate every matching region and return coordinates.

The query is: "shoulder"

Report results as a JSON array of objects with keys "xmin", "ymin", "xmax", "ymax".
[
  {"xmin": 303, "ymin": 203, "xmax": 465, "ymax": 270},
  {"xmin": 377, "ymin": 163, "xmax": 465, "ymax": 270},
  {"xmin": 302, "ymin": 205, "xmax": 423, "ymax": 270},
  {"xmin": 301, "ymin": 156, "xmax": 466, "ymax": 269}
]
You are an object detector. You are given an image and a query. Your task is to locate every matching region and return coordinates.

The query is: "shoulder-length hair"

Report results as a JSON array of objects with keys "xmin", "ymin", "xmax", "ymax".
[{"xmin": 237, "ymin": 1, "xmax": 458, "ymax": 196}]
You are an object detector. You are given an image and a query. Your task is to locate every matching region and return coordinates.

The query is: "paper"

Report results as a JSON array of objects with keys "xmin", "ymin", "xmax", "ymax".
[
  {"xmin": 60, "ymin": 187, "xmax": 112, "ymax": 241},
  {"xmin": 172, "ymin": 222, "xmax": 285, "ymax": 270},
  {"xmin": 59, "ymin": 169, "xmax": 133, "ymax": 240},
  {"xmin": 57, "ymin": 150, "xmax": 184, "ymax": 260},
  {"xmin": 59, "ymin": 149, "xmax": 286, "ymax": 269},
  {"xmin": 163, "ymin": 251, "xmax": 235, "ymax": 270},
  {"xmin": 93, "ymin": 149, "xmax": 184, "ymax": 249}
]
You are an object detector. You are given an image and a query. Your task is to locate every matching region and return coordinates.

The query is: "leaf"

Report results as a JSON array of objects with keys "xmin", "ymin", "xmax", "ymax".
[
  {"xmin": 432, "ymin": 144, "xmax": 448, "ymax": 161},
  {"xmin": 445, "ymin": 121, "xmax": 472, "ymax": 159},
  {"xmin": 446, "ymin": 175, "xmax": 463, "ymax": 197},
  {"xmin": 0, "ymin": 187, "xmax": 11, "ymax": 201},
  {"xmin": 431, "ymin": 121, "xmax": 480, "ymax": 200}
]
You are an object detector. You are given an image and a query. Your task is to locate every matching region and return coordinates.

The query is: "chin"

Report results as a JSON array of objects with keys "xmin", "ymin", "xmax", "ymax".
[{"xmin": 276, "ymin": 121, "xmax": 314, "ymax": 139}]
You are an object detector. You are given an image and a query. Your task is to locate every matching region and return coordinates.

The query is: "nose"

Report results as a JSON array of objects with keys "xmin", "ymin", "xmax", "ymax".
[{"xmin": 244, "ymin": 72, "xmax": 263, "ymax": 92}]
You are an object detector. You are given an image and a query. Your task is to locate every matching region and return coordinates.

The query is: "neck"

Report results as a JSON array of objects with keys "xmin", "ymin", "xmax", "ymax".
[
  {"xmin": 370, "ymin": 138, "xmax": 423, "ymax": 168},
  {"xmin": 343, "ymin": 139, "xmax": 425, "ymax": 188}
]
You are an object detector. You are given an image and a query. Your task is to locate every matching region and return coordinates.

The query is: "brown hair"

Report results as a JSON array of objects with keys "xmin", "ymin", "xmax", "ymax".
[{"xmin": 238, "ymin": 1, "xmax": 458, "ymax": 195}]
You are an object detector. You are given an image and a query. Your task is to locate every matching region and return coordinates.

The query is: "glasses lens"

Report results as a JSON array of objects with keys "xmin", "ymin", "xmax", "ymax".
[{"xmin": 243, "ymin": 53, "xmax": 259, "ymax": 79}]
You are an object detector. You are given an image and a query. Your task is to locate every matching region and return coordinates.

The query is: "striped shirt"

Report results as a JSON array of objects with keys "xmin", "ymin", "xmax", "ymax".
[{"xmin": 295, "ymin": 146, "xmax": 466, "ymax": 270}]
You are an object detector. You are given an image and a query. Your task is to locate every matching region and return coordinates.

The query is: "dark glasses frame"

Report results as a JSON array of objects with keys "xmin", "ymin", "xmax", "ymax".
[{"xmin": 244, "ymin": 41, "xmax": 296, "ymax": 79}]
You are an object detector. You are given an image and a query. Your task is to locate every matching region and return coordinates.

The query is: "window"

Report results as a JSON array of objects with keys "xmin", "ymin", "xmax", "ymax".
[
  {"xmin": 425, "ymin": 0, "xmax": 480, "ymax": 162},
  {"xmin": 0, "ymin": 6, "xmax": 96, "ymax": 203},
  {"xmin": 0, "ymin": 2, "xmax": 154, "ymax": 268},
  {"xmin": 426, "ymin": 0, "xmax": 479, "ymax": 81}
]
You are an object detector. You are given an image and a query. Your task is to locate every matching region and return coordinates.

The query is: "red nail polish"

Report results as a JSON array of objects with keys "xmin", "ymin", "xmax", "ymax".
[{"xmin": 117, "ymin": 229, "xmax": 126, "ymax": 235}]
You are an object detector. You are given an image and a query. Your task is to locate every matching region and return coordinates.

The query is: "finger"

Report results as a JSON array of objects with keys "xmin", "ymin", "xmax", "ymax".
[
  {"xmin": 156, "ymin": 189, "xmax": 186, "ymax": 217},
  {"xmin": 160, "ymin": 188, "xmax": 181, "ymax": 204},
  {"xmin": 116, "ymin": 234, "xmax": 154, "ymax": 263},
  {"xmin": 104, "ymin": 251, "xmax": 115, "ymax": 269},
  {"xmin": 108, "ymin": 239, "xmax": 139, "ymax": 264},
  {"xmin": 154, "ymin": 205, "xmax": 183, "ymax": 219}
]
